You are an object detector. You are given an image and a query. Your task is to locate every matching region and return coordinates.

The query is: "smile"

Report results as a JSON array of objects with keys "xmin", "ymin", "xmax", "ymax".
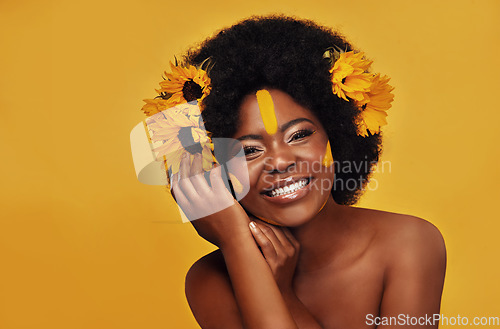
[
  {"xmin": 266, "ymin": 178, "xmax": 310, "ymax": 197},
  {"xmin": 260, "ymin": 177, "xmax": 313, "ymax": 204}
]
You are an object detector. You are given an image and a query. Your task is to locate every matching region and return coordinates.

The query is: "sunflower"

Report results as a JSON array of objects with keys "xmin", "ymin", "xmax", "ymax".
[
  {"xmin": 141, "ymin": 98, "xmax": 171, "ymax": 116},
  {"xmin": 155, "ymin": 62, "xmax": 211, "ymax": 109},
  {"xmin": 357, "ymin": 74, "xmax": 395, "ymax": 137},
  {"xmin": 330, "ymin": 51, "xmax": 373, "ymax": 103},
  {"xmin": 145, "ymin": 103, "xmax": 216, "ymax": 175}
]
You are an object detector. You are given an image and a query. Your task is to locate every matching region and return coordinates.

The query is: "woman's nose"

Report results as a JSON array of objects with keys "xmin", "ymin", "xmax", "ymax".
[{"xmin": 263, "ymin": 148, "xmax": 296, "ymax": 174}]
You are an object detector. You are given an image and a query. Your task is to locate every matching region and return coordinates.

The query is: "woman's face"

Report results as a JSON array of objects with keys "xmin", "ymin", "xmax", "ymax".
[{"xmin": 233, "ymin": 89, "xmax": 335, "ymax": 227}]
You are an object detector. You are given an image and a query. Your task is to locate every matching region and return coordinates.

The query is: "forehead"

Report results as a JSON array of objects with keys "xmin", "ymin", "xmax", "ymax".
[{"xmin": 236, "ymin": 89, "xmax": 318, "ymax": 135}]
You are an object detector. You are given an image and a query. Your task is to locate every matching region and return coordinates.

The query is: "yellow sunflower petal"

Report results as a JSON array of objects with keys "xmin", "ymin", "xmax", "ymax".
[
  {"xmin": 330, "ymin": 51, "xmax": 373, "ymax": 103},
  {"xmin": 154, "ymin": 139, "xmax": 183, "ymax": 160},
  {"xmin": 359, "ymin": 108, "xmax": 388, "ymax": 136},
  {"xmin": 365, "ymin": 74, "xmax": 394, "ymax": 112},
  {"xmin": 169, "ymin": 149, "xmax": 185, "ymax": 175},
  {"xmin": 141, "ymin": 98, "xmax": 169, "ymax": 116},
  {"xmin": 331, "ymin": 61, "xmax": 354, "ymax": 81},
  {"xmin": 190, "ymin": 128, "xmax": 207, "ymax": 143},
  {"xmin": 165, "ymin": 110, "xmax": 194, "ymax": 127}
]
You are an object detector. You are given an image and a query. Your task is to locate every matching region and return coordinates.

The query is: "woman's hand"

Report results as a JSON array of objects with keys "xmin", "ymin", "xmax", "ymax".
[
  {"xmin": 249, "ymin": 220, "xmax": 300, "ymax": 293},
  {"xmin": 171, "ymin": 152, "xmax": 251, "ymax": 248},
  {"xmin": 178, "ymin": 153, "xmax": 303, "ymax": 329}
]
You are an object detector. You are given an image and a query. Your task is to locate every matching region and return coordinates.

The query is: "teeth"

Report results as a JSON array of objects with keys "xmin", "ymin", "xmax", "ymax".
[{"xmin": 270, "ymin": 179, "xmax": 308, "ymax": 197}]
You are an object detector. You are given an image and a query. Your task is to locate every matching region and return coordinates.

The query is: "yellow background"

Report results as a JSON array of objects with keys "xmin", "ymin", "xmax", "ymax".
[{"xmin": 1, "ymin": 0, "xmax": 499, "ymax": 328}]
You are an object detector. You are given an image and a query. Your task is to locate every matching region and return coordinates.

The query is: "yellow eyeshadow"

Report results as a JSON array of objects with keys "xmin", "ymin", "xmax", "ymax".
[{"xmin": 255, "ymin": 89, "xmax": 278, "ymax": 135}]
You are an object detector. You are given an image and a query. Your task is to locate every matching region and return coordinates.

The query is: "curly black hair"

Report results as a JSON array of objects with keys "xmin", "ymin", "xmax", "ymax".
[{"xmin": 185, "ymin": 15, "xmax": 382, "ymax": 205}]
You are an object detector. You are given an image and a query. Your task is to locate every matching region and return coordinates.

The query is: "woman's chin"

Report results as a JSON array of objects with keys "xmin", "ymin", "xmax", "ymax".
[
  {"xmin": 252, "ymin": 211, "xmax": 316, "ymax": 227},
  {"xmin": 251, "ymin": 194, "xmax": 334, "ymax": 227}
]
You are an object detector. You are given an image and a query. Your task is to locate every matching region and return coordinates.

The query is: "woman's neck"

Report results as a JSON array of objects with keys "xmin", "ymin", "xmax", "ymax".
[{"xmin": 289, "ymin": 195, "xmax": 351, "ymax": 274}]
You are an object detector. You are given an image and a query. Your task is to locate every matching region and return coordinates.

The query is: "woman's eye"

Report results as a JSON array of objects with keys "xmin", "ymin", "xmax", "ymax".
[
  {"xmin": 289, "ymin": 129, "xmax": 314, "ymax": 142},
  {"xmin": 243, "ymin": 146, "xmax": 261, "ymax": 157}
]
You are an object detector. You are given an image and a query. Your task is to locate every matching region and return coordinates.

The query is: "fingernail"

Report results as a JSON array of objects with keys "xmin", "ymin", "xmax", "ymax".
[
  {"xmin": 249, "ymin": 221, "xmax": 258, "ymax": 232},
  {"xmin": 181, "ymin": 152, "xmax": 188, "ymax": 159}
]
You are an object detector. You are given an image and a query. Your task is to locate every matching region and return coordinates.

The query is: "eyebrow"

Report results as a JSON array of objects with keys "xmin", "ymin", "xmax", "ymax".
[{"xmin": 236, "ymin": 118, "xmax": 315, "ymax": 141}]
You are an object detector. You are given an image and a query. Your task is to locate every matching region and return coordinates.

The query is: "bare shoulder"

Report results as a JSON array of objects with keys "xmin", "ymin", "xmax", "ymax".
[
  {"xmin": 186, "ymin": 249, "xmax": 227, "ymax": 283},
  {"xmin": 349, "ymin": 207, "xmax": 446, "ymax": 270},
  {"xmin": 347, "ymin": 207, "xmax": 447, "ymax": 314},
  {"xmin": 185, "ymin": 249, "xmax": 243, "ymax": 329}
]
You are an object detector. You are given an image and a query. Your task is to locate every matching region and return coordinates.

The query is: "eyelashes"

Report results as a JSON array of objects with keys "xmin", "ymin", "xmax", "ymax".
[
  {"xmin": 243, "ymin": 146, "xmax": 261, "ymax": 156},
  {"xmin": 288, "ymin": 129, "xmax": 315, "ymax": 142},
  {"xmin": 242, "ymin": 129, "xmax": 316, "ymax": 158}
]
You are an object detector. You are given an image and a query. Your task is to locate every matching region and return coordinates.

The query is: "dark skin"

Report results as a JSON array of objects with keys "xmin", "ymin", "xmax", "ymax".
[{"xmin": 176, "ymin": 89, "xmax": 446, "ymax": 329}]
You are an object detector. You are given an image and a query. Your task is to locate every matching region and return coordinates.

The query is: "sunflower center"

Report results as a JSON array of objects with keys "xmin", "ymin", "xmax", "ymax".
[
  {"xmin": 178, "ymin": 126, "xmax": 203, "ymax": 154},
  {"xmin": 182, "ymin": 80, "xmax": 203, "ymax": 102}
]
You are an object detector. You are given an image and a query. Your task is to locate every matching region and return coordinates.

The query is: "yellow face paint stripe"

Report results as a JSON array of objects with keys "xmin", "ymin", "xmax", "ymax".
[
  {"xmin": 322, "ymin": 140, "xmax": 334, "ymax": 167},
  {"xmin": 256, "ymin": 89, "xmax": 278, "ymax": 135},
  {"xmin": 228, "ymin": 173, "xmax": 243, "ymax": 194}
]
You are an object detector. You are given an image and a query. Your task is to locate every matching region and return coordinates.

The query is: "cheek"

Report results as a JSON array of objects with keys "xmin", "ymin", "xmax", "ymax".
[
  {"xmin": 238, "ymin": 163, "xmax": 263, "ymax": 211},
  {"xmin": 246, "ymin": 161, "xmax": 265, "ymax": 189},
  {"xmin": 301, "ymin": 141, "xmax": 335, "ymax": 191},
  {"xmin": 300, "ymin": 139, "xmax": 332, "ymax": 170}
]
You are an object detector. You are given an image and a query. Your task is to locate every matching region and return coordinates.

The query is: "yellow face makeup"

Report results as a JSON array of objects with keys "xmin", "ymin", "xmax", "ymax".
[
  {"xmin": 228, "ymin": 173, "xmax": 243, "ymax": 194},
  {"xmin": 255, "ymin": 89, "xmax": 278, "ymax": 135},
  {"xmin": 322, "ymin": 140, "xmax": 334, "ymax": 167}
]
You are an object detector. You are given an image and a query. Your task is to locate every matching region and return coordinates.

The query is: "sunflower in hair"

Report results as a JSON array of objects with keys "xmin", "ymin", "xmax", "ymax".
[
  {"xmin": 159, "ymin": 62, "xmax": 210, "ymax": 106},
  {"xmin": 330, "ymin": 51, "xmax": 372, "ymax": 103},
  {"xmin": 357, "ymin": 74, "xmax": 395, "ymax": 137}
]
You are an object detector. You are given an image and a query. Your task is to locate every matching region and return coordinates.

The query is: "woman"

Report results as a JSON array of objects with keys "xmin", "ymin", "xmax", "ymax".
[{"xmin": 147, "ymin": 15, "xmax": 446, "ymax": 329}]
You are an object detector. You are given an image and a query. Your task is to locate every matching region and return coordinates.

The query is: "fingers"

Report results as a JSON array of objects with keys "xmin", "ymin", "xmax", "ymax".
[
  {"xmin": 190, "ymin": 153, "xmax": 203, "ymax": 176},
  {"xmin": 170, "ymin": 173, "xmax": 189, "ymax": 207},
  {"xmin": 249, "ymin": 221, "xmax": 277, "ymax": 259},
  {"xmin": 176, "ymin": 152, "xmax": 228, "ymax": 198},
  {"xmin": 189, "ymin": 153, "xmax": 211, "ymax": 195},
  {"xmin": 177, "ymin": 153, "xmax": 198, "ymax": 200},
  {"xmin": 257, "ymin": 223, "xmax": 285, "ymax": 251},
  {"xmin": 209, "ymin": 165, "xmax": 234, "ymax": 199},
  {"xmin": 178, "ymin": 152, "xmax": 212, "ymax": 200},
  {"xmin": 209, "ymin": 165, "xmax": 224, "ymax": 190},
  {"xmin": 250, "ymin": 221, "xmax": 300, "ymax": 256},
  {"xmin": 173, "ymin": 153, "xmax": 235, "ymax": 220},
  {"xmin": 179, "ymin": 152, "xmax": 191, "ymax": 180},
  {"xmin": 260, "ymin": 222, "xmax": 295, "ymax": 249}
]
